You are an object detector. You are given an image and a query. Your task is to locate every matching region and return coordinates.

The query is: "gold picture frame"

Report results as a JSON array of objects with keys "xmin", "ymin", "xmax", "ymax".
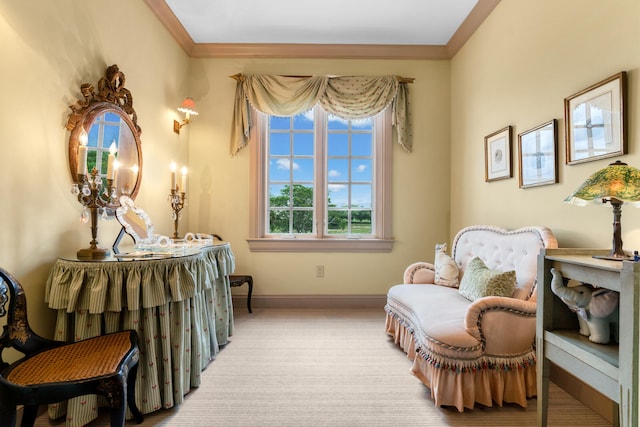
[
  {"xmin": 518, "ymin": 120, "xmax": 558, "ymax": 188},
  {"xmin": 565, "ymin": 71, "xmax": 627, "ymax": 165},
  {"xmin": 484, "ymin": 126, "xmax": 512, "ymax": 182}
]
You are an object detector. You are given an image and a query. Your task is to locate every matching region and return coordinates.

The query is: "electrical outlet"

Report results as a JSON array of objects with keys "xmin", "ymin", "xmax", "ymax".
[{"xmin": 316, "ymin": 265, "xmax": 324, "ymax": 278}]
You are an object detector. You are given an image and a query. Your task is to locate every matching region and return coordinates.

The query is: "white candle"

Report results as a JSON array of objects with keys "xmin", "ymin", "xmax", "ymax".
[
  {"xmin": 181, "ymin": 166, "xmax": 188, "ymax": 193},
  {"xmin": 77, "ymin": 128, "xmax": 88, "ymax": 175},
  {"xmin": 107, "ymin": 141, "xmax": 117, "ymax": 179},
  {"xmin": 170, "ymin": 162, "xmax": 177, "ymax": 190},
  {"xmin": 113, "ymin": 160, "xmax": 120, "ymax": 188}
]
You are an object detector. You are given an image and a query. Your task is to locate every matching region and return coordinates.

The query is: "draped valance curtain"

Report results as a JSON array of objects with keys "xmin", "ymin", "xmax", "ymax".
[{"xmin": 230, "ymin": 74, "xmax": 412, "ymax": 155}]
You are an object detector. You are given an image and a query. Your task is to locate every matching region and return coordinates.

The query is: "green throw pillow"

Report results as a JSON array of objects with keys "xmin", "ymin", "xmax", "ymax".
[{"xmin": 458, "ymin": 257, "xmax": 516, "ymax": 301}]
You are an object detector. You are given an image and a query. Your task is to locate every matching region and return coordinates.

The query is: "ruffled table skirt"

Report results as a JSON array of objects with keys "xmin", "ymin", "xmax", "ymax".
[{"xmin": 44, "ymin": 243, "xmax": 235, "ymax": 427}]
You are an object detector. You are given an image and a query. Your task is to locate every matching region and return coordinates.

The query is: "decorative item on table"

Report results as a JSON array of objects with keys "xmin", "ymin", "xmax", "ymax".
[
  {"xmin": 114, "ymin": 195, "xmax": 155, "ymax": 254},
  {"xmin": 550, "ymin": 267, "xmax": 619, "ymax": 344},
  {"xmin": 169, "ymin": 162, "xmax": 187, "ymax": 238},
  {"xmin": 565, "ymin": 160, "xmax": 640, "ymax": 260},
  {"xmin": 173, "ymin": 97, "xmax": 198, "ymax": 134},
  {"xmin": 184, "ymin": 232, "xmax": 213, "ymax": 246},
  {"xmin": 71, "ymin": 128, "xmax": 118, "ymax": 260}
]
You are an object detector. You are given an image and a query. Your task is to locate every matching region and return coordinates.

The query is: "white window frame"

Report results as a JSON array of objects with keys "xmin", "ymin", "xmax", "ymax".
[{"xmin": 248, "ymin": 106, "xmax": 394, "ymax": 252}]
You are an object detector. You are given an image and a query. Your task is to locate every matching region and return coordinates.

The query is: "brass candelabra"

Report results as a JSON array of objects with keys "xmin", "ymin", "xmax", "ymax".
[
  {"xmin": 170, "ymin": 188, "xmax": 186, "ymax": 239},
  {"xmin": 71, "ymin": 168, "xmax": 116, "ymax": 260}
]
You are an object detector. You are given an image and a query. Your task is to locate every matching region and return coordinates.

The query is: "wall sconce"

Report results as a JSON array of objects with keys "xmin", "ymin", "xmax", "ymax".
[{"xmin": 173, "ymin": 97, "xmax": 199, "ymax": 134}]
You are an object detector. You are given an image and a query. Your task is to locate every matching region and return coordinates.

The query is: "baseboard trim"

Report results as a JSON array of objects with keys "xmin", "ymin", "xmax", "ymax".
[{"xmin": 232, "ymin": 294, "xmax": 387, "ymax": 310}]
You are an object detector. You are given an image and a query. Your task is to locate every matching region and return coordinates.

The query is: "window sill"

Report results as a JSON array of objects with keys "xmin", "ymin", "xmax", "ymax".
[{"xmin": 247, "ymin": 238, "xmax": 394, "ymax": 252}]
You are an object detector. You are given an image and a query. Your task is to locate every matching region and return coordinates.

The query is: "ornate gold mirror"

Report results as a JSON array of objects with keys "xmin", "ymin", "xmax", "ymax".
[{"xmin": 66, "ymin": 65, "xmax": 143, "ymax": 210}]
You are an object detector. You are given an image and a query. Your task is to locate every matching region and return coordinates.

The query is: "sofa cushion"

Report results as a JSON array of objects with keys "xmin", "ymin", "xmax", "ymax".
[
  {"xmin": 386, "ymin": 284, "xmax": 481, "ymax": 355},
  {"xmin": 434, "ymin": 243, "xmax": 459, "ymax": 287},
  {"xmin": 452, "ymin": 225, "xmax": 557, "ymax": 300},
  {"xmin": 458, "ymin": 257, "xmax": 516, "ymax": 301}
]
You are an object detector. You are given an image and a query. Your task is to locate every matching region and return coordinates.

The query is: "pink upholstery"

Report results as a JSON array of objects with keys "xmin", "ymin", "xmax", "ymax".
[{"xmin": 385, "ymin": 225, "xmax": 558, "ymax": 412}]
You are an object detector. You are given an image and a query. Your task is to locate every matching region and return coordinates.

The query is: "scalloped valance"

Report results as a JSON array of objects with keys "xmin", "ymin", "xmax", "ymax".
[{"xmin": 230, "ymin": 73, "xmax": 412, "ymax": 155}]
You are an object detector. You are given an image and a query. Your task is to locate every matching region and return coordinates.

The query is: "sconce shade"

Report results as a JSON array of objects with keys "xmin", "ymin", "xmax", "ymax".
[
  {"xmin": 177, "ymin": 98, "xmax": 198, "ymax": 116},
  {"xmin": 565, "ymin": 160, "xmax": 640, "ymax": 260},
  {"xmin": 173, "ymin": 98, "xmax": 199, "ymax": 134}
]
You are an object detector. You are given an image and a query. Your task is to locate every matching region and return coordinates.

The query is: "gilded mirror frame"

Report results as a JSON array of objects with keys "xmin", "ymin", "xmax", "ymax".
[{"xmin": 66, "ymin": 65, "xmax": 143, "ymax": 207}]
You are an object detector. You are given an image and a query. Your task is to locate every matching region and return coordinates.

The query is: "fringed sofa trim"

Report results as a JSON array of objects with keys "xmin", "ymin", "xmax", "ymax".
[{"xmin": 385, "ymin": 307, "xmax": 535, "ymax": 374}]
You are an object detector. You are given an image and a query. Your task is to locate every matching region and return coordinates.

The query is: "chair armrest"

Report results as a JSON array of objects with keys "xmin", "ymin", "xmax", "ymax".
[
  {"xmin": 464, "ymin": 296, "xmax": 537, "ymax": 355},
  {"xmin": 403, "ymin": 262, "xmax": 435, "ymax": 284}
]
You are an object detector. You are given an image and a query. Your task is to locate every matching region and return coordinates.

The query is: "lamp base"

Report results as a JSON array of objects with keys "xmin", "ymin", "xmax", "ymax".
[
  {"xmin": 77, "ymin": 246, "xmax": 110, "ymax": 260},
  {"xmin": 592, "ymin": 254, "xmax": 634, "ymax": 262}
]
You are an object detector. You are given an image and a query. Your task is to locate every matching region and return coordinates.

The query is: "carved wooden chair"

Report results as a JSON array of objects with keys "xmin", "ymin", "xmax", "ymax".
[{"xmin": 0, "ymin": 267, "xmax": 143, "ymax": 427}]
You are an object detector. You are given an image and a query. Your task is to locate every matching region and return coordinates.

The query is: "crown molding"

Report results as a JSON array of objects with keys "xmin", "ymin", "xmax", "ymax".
[
  {"xmin": 144, "ymin": 0, "xmax": 499, "ymax": 60},
  {"xmin": 190, "ymin": 43, "xmax": 449, "ymax": 60},
  {"xmin": 447, "ymin": 0, "xmax": 500, "ymax": 57}
]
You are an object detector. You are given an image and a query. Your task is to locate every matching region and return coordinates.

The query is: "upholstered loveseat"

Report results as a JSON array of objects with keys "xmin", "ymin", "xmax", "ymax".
[{"xmin": 385, "ymin": 225, "xmax": 558, "ymax": 412}]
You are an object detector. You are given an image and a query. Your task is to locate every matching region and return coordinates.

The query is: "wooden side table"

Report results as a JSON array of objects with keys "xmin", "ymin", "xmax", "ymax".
[
  {"xmin": 229, "ymin": 275, "xmax": 253, "ymax": 313},
  {"xmin": 537, "ymin": 248, "xmax": 640, "ymax": 427}
]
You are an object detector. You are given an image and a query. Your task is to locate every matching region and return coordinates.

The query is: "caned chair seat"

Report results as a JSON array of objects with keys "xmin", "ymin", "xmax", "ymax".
[
  {"xmin": 6, "ymin": 332, "xmax": 136, "ymax": 385},
  {"xmin": 0, "ymin": 267, "xmax": 143, "ymax": 427}
]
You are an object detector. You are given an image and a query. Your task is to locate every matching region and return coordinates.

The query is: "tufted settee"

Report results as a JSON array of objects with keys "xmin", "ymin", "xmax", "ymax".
[{"xmin": 385, "ymin": 225, "xmax": 558, "ymax": 412}]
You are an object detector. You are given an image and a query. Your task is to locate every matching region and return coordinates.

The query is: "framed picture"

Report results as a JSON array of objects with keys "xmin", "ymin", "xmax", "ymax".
[
  {"xmin": 518, "ymin": 120, "xmax": 558, "ymax": 188},
  {"xmin": 565, "ymin": 71, "xmax": 627, "ymax": 165},
  {"xmin": 484, "ymin": 126, "xmax": 512, "ymax": 182}
]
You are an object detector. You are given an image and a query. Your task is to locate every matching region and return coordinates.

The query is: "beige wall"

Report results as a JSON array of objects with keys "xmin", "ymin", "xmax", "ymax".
[
  {"xmin": 187, "ymin": 58, "xmax": 451, "ymax": 297},
  {"xmin": 0, "ymin": 0, "xmax": 190, "ymax": 336},
  {"xmin": 450, "ymin": 0, "xmax": 640, "ymax": 250},
  {"xmin": 0, "ymin": 1, "xmax": 452, "ymax": 337},
  {"xmin": 7, "ymin": 0, "xmax": 637, "ymax": 336},
  {"xmin": 449, "ymin": 2, "xmax": 640, "ymax": 418},
  {"xmin": 1, "ymin": 0, "xmax": 634, "ymax": 415}
]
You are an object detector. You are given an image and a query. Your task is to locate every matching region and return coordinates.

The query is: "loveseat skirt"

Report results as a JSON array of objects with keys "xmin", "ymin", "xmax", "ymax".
[{"xmin": 385, "ymin": 313, "xmax": 536, "ymax": 412}]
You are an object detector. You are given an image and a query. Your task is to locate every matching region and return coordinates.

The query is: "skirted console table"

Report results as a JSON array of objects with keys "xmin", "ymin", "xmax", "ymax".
[{"xmin": 44, "ymin": 242, "xmax": 235, "ymax": 426}]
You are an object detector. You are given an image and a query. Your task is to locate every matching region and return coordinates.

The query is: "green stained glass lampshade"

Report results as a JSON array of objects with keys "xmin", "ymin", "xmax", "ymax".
[{"xmin": 565, "ymin": 160, "xmax": 640, "ymax": 207}]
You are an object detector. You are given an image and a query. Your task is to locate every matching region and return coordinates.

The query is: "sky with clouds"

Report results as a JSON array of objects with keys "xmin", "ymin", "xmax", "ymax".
[{"xmin": 268, "ymin": 112, "xmax": 373, "ymax": 208}]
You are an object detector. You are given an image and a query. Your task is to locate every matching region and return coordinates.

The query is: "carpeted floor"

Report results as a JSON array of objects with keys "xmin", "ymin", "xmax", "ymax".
[{"xmin": 35, "ymin": 308, "xmax": 611, "ymax": 426}]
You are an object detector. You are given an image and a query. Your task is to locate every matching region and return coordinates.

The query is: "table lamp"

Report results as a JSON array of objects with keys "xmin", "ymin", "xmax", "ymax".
[{"xmin": 565, "ymin": 160, "xmax": 640, "ymax": 260}]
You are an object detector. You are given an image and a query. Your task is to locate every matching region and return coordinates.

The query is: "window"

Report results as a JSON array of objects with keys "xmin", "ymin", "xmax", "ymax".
[
  {"xmin": 86, "ymin": 112, "xmax": 123, "ymax": 176},
  {"xmin": 248, "ymin": 106, "xmax": 393, "ymax": 252}
]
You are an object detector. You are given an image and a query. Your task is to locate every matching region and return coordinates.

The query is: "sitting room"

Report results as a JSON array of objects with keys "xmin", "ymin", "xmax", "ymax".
[{"xmin": 1, "ymin": 1, "xmax": 639, "ymax": 426}]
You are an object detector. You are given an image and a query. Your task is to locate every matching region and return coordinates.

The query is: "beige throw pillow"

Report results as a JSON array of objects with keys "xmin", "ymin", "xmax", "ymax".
[
  {"xmin": 458, "ymin": 257, "xmax": 516, "ymax": 301},
  {"xmin": 434, "ymin": 243, "xmax": 459, "ymax": 288}
]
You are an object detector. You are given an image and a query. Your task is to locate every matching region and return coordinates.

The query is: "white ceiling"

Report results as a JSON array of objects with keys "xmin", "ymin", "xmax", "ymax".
[{"xmin": 164, "ymin": 0, "xmax": 479, "ymax": 45}]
